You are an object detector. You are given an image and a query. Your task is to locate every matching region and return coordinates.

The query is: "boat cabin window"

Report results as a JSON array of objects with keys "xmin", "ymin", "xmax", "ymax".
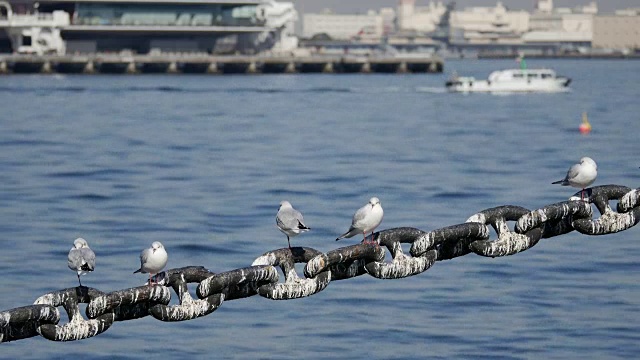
[
  {"xmin": 513, "ymin": 73, "xmax": 524, "ymax": 78},
  {"xmin": 541, "ymin": 73, "xmax": 552, "ymax": 78},
  {"xmin": 527, "ymin": 73, "xmax": 538, "ymax": 78}
]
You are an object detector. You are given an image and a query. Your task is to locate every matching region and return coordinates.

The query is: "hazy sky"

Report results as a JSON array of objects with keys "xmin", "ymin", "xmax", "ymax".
[{"xmin": 291, "ymin": 1, "xmax": 638, "ymax": 15}]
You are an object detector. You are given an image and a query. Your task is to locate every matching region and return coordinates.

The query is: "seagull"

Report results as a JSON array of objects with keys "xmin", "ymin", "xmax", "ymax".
[
  {"xmin": 67, "ymin": 238, "xmax": 95, "ymax": 287},
  {"xmin": 336, "ymin": 197, "xmax": 384, "ymax": 244},
  {"xmin": 134, "ymin": 241, "xmax": 168, "ymax": 286},
  {"xmin": 276, "ymin": 200, "xmax": 310, "ymax": 248},
  {"xmin": 552, "ymin": 157, "xmax": 598, "ymax": 200}
]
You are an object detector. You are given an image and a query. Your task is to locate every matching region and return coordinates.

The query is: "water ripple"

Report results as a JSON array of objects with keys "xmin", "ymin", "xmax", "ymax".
[{"xmin": 1, "ymin": 60, "xmax": 640, "ymax": 359}]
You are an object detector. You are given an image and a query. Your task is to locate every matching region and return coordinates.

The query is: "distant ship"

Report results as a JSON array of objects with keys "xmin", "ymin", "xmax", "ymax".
[
  {"xmin": 445, "ymin": 68, "xmax": 571, "ymax": 93},
  {"xmin": 445, "ymin": 56, "xmax": 571, "ymax": 93},
  {"xmin": 0, "ymin": 0, "xmax": 298, "ymax": 55}
]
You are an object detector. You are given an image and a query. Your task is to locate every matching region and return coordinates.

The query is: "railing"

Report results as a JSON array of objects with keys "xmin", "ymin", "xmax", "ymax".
[{"xmin": 73, "ymin": 15, "xmax": 266, "ymax": 27}]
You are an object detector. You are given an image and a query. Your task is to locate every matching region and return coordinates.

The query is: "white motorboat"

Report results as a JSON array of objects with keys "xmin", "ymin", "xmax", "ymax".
[{"xmin": 445, "ymin": 68, "xmax": 571, "ymax": 93}]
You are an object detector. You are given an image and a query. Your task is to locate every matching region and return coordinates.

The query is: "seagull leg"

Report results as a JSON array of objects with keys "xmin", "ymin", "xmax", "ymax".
[
  {"xmin": 148, "ymin": 273, "xmax": 153, "ymax": 286},
  {"xmin": 288, "ymin": 236, "xmax": 291, "ymax": 249},
  {"xmin": 77, "ymin": 274, "xmax": 82, "ymax": 287},
  {"xmin": 364, "ymin": 232, "xmax": 373, "ymax": 245}
]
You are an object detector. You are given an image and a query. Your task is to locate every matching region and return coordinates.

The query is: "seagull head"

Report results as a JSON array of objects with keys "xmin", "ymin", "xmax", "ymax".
[
  {"xmin": 151, "ymin": 241, "xmax": 164, "ymax": 253},
  {"xmin": 580, "ymin": 157, "xmax": 597, "ymax": 170},
  {"xmin": 369, "ymin": 197, "xmax": 381, "ymax": 207},
  {"xmin": 73, "ymin": 238, "xmax": 89, "ymax": 249},
  {"xmin": 279, "ymin": 200, "xmax": 292, "ymax": 210}
]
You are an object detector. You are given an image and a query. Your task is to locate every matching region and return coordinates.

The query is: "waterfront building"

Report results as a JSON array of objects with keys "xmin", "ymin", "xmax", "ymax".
[
  {"xmin": 523, "ymin": 1, "xmax": 597, "ymax": 50},
  {"xmin": 0, "ymin": 3, "xmax": 68, "ymax": 54},
  {"xmin": 0, "ymin": 0, "xmax": 298, "ymax": 55},
  {"xmin": 535, "ymin": 0, "xmax": 553, "ymax": 14},
  {"xmin": 592, "ymin": 9, "xmax": 640, "ymax": 51},
  {"xmin": 449, "ymin": 2, "xmax": 529, "ymax": 43},
  {"xmin": 397, "ymin": 0, "xmax": 447, "ymax": 34},
  {"xmin": 379, "ymin": 7, "xmax": 396, "ymax": 35},
  {"xmin": 302, "ymin": 9, "xmax": 384, "ymax": 40}
]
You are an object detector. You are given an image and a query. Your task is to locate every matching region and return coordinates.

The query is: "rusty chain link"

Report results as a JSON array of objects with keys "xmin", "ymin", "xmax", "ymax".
[{"xmin": 2, "ymin": 184, "xmax": 639, "ymax": 343}]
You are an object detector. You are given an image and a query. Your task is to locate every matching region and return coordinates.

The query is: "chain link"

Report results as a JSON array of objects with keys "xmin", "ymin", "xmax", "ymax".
[
  {"xmin": 2, "ymin": 184, "xmax": 639, "ymax": 343},
  {"xmin": 34, "ymin": 287, "xmax": 115, "ymax": 341},
  {"xmin": 253, "ymin": 247, "xmax": 331, "ymax": 299}
]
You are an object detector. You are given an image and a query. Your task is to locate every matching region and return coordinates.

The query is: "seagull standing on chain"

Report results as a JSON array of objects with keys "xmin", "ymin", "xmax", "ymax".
[
  {"xmin": 134, "ymin": 241, "xmax": 168, "ymax": 286},
  {"xmin": 276, "ymin": 200, "xmax": 310, "ymax": 249},
  {"xmin": 67, "ymin": 238, "xmax": 95, "ymax": 287},
  {"xmin": 336, "ymin": 197, "xmax": 384, "ymax": 244},
  {"xmin": 552, "ymin": 156, "xmax": 598, "ymax": 200}
]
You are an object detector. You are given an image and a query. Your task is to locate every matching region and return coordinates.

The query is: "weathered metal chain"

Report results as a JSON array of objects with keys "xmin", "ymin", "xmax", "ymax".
[{"xmin": 2, "ymin": 184, "xmax": 639, "ymax": 343}]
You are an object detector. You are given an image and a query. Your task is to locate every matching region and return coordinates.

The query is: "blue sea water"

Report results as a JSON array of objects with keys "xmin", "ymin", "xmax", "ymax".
[{"xmin": 0, "ymin": 59, "xmax": 639, "ymax": 359}]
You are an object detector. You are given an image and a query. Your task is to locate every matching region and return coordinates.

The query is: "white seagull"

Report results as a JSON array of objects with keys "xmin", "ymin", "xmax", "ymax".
[
  {"xmin": 336, "ymin": 197, "xmax": 384, "ymax": 244},
  {"xmin": 134, "ymin": 241, "xmax": 168, "ymax": 286},
  {"xmin": 67, "ymin": 238, "xmax": 96, "ymax": 287},
  {"xmin": 276, "ymin": 200, "xmax": 310, "ymax": 248},
  {"xmin": 552, "ymin": 156, "xmax": 598, "ymax": 200}
]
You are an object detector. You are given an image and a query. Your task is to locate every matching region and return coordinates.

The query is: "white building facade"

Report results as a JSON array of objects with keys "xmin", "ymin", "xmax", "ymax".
[
  {"xmin": 523, "ymin": 1, "xmax": 597, "ymax": 46},
  {"xmin": 0, "ymin": 0, "xmax": 300, "ymax": 55},
  {"xmin": 449, "ymin": 2, "xmax": 529, "ymax": 43},
  {"xmin": 302, "ymin": 10, "xmax": 383, "ymax": 40},
  {"xmin": 301, "ymin": 1, "xmax": 637, "ymax": 52},
  {"xmin": 397, "ymin": 0, "xmax": 447, "ymax": 33},
  {"xmin": 592, "ymin": 9, "xmax": 640, "ymax": 50}
]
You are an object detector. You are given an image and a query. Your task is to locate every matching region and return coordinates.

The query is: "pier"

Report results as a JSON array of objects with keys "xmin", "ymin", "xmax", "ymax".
[{"xmin": 0, "ymin": 54, "xmax": 444, "ymax": 75}]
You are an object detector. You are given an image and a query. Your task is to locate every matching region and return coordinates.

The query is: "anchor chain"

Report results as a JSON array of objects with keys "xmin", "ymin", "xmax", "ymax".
[
  {"xmin": 1, "ymin": 184, "xmax": 639, "ymax": 343},
  {"xmin": 466, "ymin": 205, "xmax": 544, "ymax": 257},
  {"xmin": 252, "ymin": 247, "xmax": 331, "ymax": 299},
  {"xmin": 34, "ymin": 287, "xmax": 115, "ymax": 341}
]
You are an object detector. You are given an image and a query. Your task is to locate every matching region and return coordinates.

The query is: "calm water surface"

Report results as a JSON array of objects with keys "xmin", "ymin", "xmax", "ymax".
[{"xmin": 1, "ymin": 59, "xmax": 639, "ymax": 359}]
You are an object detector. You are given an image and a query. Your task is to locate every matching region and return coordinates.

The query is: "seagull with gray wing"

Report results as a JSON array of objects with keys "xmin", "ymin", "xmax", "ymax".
[
  {"xmin": 67, "ymin": 238, "xmax": 95, "ymax": 287},
  {"xmin": 276, "ymin": 200, "xmax": 310, "ymax": 248},
  {"xmin": 552, "ymin": 157, "xmax": 597, "ymax": 200},
  {"xmin": 336, "ymin": 197, "xmax": 384, "ymax": 244},
  {"xmin": 134, "ymin": 241, "xmax": 168, "ymax": 286}
]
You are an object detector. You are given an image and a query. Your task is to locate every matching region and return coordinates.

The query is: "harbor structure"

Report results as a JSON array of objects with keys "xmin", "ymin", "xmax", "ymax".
[
  {"xmin": 0, "ymin": 0, "xmax": 299, "ymax": 55},
  {"xmin": 0, "ymin": 52, "xmax": 444, "ymax": 74},
  {"xmin": 1, "ymin": 0, "xmax": 637, "ymax": 71},
  {"xmin": 0, "ymin": 0, "xmax": 445, "ymax": 75},
  {"xmin": 300, "ymin": 1, "xmax": 638, "ymax": 56}
]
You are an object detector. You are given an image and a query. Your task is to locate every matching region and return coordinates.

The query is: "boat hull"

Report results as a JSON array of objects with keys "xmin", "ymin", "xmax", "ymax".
[{"xmin": 446, "ymin": 78, "xmax": 571, "ymax": 93}]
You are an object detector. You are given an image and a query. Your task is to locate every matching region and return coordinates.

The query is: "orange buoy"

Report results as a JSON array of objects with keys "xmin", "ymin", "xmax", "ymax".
[{"xmin": 579, "ymin": 111, "xmax": 591, "ymax": 134}]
